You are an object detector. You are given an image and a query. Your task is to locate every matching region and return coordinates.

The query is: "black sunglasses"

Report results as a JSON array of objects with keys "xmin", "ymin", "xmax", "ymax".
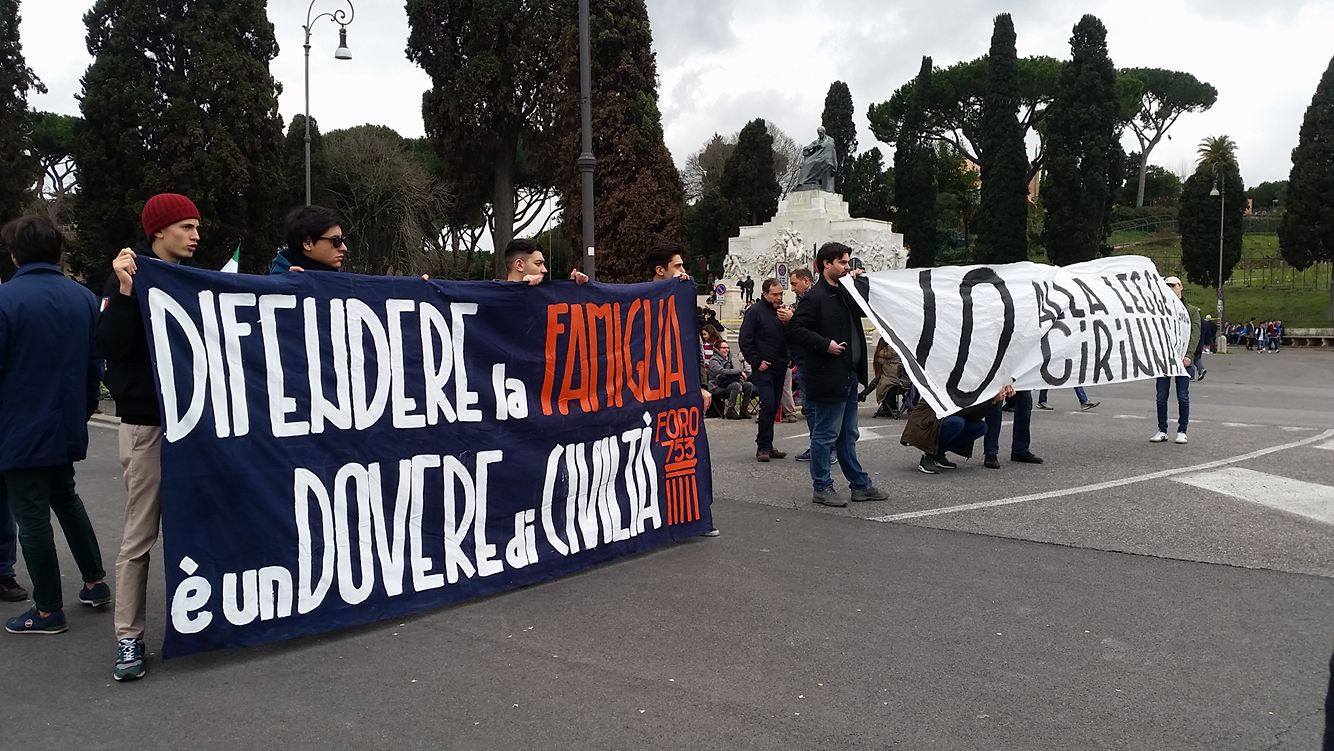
[{"xmin": 317, "ymin": 234, "xmax": 349, "ymax": 248}]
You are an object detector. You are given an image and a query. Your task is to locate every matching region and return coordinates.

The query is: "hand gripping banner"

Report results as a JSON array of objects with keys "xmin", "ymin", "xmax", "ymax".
[
  {"xmin": 840, "ymin": 256, "xmax": 1193, "ymax": 416},
  {"xmin": 133, "ymin": 260, "xmax": 713, "ymax": 657}
]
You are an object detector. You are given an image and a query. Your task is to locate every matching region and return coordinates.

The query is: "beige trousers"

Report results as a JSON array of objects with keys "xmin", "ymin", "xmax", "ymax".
[{"xmin": 114, "ymin": 424, "xmax": 163, "ymax": 641}]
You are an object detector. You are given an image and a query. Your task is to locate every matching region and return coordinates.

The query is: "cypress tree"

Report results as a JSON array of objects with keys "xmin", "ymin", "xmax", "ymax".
[
  {"xmin": 894, "ymin": 56, "xmax": 938, "ymax": 268},
  {"xmin": 74, "ymin": 0, "xmax": 284, "ymax": 281},
  {"xmin": 556, "ymin": 0, "xmax": 684, "ymax": 283},
  {"xmin": 820, "ymin": 81, "xmax": 857, "ymax": 192},
  {"xmin": 1041, "ymin": 15, "xmax": 1121, "ymax": 266},
  {"xmin": 1278, "ymin": 54, "xmax": 1334, "ymax": 315},
  {"xmin": 1178, "ymin": 162, "xmax": 1243, "ymax": 291},
  {"xmin": 0, "ymin": 0, "xmax": 42, "ymax": 224},
  {"xmin": 719, "ymin": 118, "xmax": 779, "ymax": 232},
  {"xmin": 973, "ymin": 14, "xmax": 1029, "ymax": 264},
  {"xmin": 281, "ymin": 114, "xmax": 330, "ymax": 210}
]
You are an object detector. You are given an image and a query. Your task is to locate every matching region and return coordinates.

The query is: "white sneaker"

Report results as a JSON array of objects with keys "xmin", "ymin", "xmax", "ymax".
[
  {"xmin": 1149, "ymin": 431, "xmax": 1168, "ymax": 443},
  {"xmin": 1175, "ymin": 433, "xmax": 1188, "ymax": 444}
]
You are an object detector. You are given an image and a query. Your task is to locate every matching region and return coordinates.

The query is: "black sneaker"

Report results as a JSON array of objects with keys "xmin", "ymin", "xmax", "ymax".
[
  {"xmin": 796, "ymin": 449, "xmax": 811, "ymax": 462},
  {"xmin": 113, "ymin": 637, "xmax": 147, "ymax": 681},
  {"xmin": 0, "ymin": 576, "xmax": 27, "ymax": 603},
  {"xmin": 984, "ymin": 454, "xmax": 1001, "ymax": 469},
  {"xmin": 933, "ymin": 454, "xmax": 958, "ymax": 469},
  {"xmin": 1035, "ymin": 403, "xmax": 1053, "ymax": 411},
  {"xmin": 1081, "ymin": 401, "xmax": 1100, "ymax": 411},
  {"xmin": 79, "ymin": 581, "xmax": 111, "ymax": 608},
  {"xmin": 1011, "ymin": 452, "xmax": 1045, "ymax": 464},
  {"xmin": 917, "ymin": 455, "xmax": 940, "ymax": 474}
]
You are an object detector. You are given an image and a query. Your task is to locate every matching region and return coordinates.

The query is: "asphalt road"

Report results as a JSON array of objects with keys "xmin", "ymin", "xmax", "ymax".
[{"xmin": 5, "ymin": 349, "xmax": 1332, "ymax": 750}]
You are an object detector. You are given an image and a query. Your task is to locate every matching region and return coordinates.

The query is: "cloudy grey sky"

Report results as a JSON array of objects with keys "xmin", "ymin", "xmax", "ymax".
[{"xmin": 17, "ymin": 0, "xmax": 1333, "ymax": 185}]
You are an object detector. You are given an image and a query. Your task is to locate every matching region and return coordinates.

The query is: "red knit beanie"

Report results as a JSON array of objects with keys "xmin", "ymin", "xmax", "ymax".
[{"xmin": 141, "ymin": 193, "xmax": 201, "ymax": 238}]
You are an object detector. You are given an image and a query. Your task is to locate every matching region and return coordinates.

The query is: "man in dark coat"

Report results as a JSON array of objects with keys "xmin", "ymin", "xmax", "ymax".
[
  {"xmin": 739, "ymin": 278, "xmax": 791, "ymax": 461},
  {"xmin": 784, "ymin": 242, "xmax": 889, "ymax": 507},
  {"xmin": 0, "ymin": 217, "xmax": 108, "ymax": 636}
]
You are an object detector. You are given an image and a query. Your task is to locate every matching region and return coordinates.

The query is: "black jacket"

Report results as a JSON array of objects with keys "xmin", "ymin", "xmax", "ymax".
[
  {"xmin": 785, "ymin": 274, "xmax": 869, "ymax": 401},
  {"xmin": 738, "ymin": 300, "xmax": 790, "ymax": 373},
  {"xmin": 96, "ymin": 244, "xmax": 167, "ymax": 425}
]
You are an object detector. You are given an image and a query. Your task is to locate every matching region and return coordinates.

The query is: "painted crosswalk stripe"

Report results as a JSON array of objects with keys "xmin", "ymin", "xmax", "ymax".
[
  {"xmin": 1316, "ymin": 439, "xmax": 1334, "ymax": 451},
  {"xmin": 1172, "ymin": 467, "xmax": 1334, "ymax": 526}
]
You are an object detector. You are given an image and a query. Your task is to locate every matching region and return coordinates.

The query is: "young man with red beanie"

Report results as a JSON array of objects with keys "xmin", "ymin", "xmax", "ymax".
[{"xmin": 95, "ymin": 192, "xmax": 200, "ymax": 681}]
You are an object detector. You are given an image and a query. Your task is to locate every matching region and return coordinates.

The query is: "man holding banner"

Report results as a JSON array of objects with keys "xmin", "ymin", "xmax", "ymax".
[
  {"xmin": 1151, "ymin": 277, "xmax": 1200, "ymax": 445},
  {"xmin": 97, "ymin": 192, "xmax": 202, "ymax": 681},
  {"xmin": 786, "ymin": 242, "xmax": 889, "ymax": 508}
]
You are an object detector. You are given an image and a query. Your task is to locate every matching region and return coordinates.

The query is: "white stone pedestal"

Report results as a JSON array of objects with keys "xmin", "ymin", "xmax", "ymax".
[{"xmin": 722, "ymin": 190, "xmax": 907, "ymax": 303}]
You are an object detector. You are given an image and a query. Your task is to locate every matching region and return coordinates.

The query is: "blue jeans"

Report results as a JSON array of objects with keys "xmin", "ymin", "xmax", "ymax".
[
  {"xmin": 1156, "ymin": 376, "xmax": 1190, "ymax": 433},
  {"xmin": 1037, "ymin": 387, "xmax": 1088, "ymax": 405},
  {"xmin": 985, "ymin": 390, "xmax": 1032, "ymax": 457},
  {"xmin": 807, "ymin": 374, "xmax": 872, "ymax": 492},
  {"xmin": 0, "ymin": 482, "xmax": 14, "ymax": 578},
  {"xmin": 938, "ymin": 416, "xmax": 988, "ymax": 456}
]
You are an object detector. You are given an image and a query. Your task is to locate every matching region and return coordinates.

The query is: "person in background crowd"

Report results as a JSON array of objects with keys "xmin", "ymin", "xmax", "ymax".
[
  {"xmin": 1256, "ymin": 321, "xmax": 1269, "ymax": 353},
  {"xmin": 740, "ymin": 279, "xmax": 791, "ymax": 462},
  {"xmin": 700, "ymin": 325, "xmax": 723, "ymax": 365},
  {"xmin": 698, "ymin": 305, "xmax": 725, "ymax": 333},
  {"xmin": 1270, "ymin": 320, "xmax": 1283, "ymax": 352},
  {"xmin": 785, "ymin": 242, "xmax": 890, "ymax": 507},
  {"xmin": 0, "ymin": 216, "xmax": 108, "ymax": 637},
  {"xmin": 648, "ymin": 244, "xmax": 718, "ymax": 536},
  {"xmin": 1194, "ymin": 314, "xmax": 1217, "ymax": 380},
  {"xmin": 786, "ymin": 267, "xmax": 828, "ymax": 462},
  {"xmin": 1151, "ymin": 276, "xmax": 1200, "ymax": 445},
  {"xmin": 902, "ymin": 385, "xmax": 1015, "ymax": 474},
  {"xmin": 868, "ymin": 339, "xmax": 910, "ymax": 418},
  {"xmin": 98, "ymin": 193, "xmax": 204, "ymax": 680},
  {"xmin": 1244, "ymin": 318, "xmax": 1256, "ymax": 350},
  {"xmin": 1036, "ymin": 388, "xmax": 1099, "ymax": 411},
  {"xmin": 706, "ymin": 340, "xmax": 757, "ymax": 420}
]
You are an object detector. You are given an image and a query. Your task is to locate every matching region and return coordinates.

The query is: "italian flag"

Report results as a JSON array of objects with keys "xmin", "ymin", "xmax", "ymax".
[{"xmin": 221, "ymin": 245, "xmax": 241, "ymax": 273}]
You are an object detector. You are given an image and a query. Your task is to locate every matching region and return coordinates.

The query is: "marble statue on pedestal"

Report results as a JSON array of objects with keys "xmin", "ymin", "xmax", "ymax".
[{"xmin": 789, "ymin": 126, "xmax": 839, "ymax": 193}]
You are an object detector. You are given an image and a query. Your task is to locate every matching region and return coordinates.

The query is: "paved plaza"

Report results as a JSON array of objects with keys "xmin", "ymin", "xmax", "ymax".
[{"xmin": 6, "ymin": 350, "xmax": 1332, "ymax": 749}]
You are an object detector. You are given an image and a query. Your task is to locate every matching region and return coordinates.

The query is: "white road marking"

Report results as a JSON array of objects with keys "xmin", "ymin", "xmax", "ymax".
[
  {"xmin": 1172, "ymin": 467, "xmax": 1334, "ymax": 526},
  {"xmin": 1316, "ymin": 439, "xmax": 1334, "ymax": 451},
  {"xmin": 1113, "ymin": 414, "xmax": 1149, "ymax": 420},
  {"xmin": 1279, "ymin": 426, "xmax": 1316, "ymax": 432},
  {"xmin": 870, "ymin": 428, "xmax": 1334, "ymax": 523},
  {"xmin": 1221, "ymin": 422, "xmax": 1261, "ymax": 428}
]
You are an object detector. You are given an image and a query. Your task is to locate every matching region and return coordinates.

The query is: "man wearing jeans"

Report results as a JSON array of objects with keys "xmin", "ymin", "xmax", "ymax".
[
  {"xmin": 1151, "ymin": 276, "xmax": 1200, "ymax": 445},
  {"xmin": 0, "ymin": 216, "xmax": 108, "ymax": 635},
  {"xmin": 0, "ymin": 487, "xmax": 25, "ymax": 602},
  {"xmin": 785, "ymin": 242, "xmax": 889, "ymax": 508},
  {"xmin": 983, "ymin": 390, "xmax": 1044, "ymax": 469},
  {"xmin": 739, "ymin": 279, "xmax": 790, "ymax": 462},
  {"xmin": 97, "ymin": 193, "xmax": 202, "ymax": 679}
]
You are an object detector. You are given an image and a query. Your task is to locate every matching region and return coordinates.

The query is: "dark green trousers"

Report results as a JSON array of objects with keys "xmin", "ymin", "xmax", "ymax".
[{"xmin": 3, "ymin": 464, "xmax": 105, "ymax": 613}]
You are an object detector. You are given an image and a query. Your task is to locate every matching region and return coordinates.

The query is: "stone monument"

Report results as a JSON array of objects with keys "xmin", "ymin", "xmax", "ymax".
[{"xmin": 720, "ymin": 125, "xmax": 906, "ymax": 303}]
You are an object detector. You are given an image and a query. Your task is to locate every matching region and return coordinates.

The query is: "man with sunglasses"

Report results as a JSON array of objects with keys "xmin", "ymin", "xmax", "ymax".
[
  {"xmin": 270, "ymin": 205, "xmax": 349, "ymax": 273},
  {"xmin": 96, "ymin": 192, "xmax": 201, "ymax": 681}
]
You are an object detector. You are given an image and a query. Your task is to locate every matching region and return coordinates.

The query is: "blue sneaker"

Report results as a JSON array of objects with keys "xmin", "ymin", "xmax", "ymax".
[
  {"xmin": 79, "ymin": 582, "xmax": 111, "ymax": 608},
  {"xmin": 5, "ymin": 607, "xmax": 68, "ymax": 635},
  {"xmin": 113, "ymin": 638, "xmax": 147, "ymax": 681}
]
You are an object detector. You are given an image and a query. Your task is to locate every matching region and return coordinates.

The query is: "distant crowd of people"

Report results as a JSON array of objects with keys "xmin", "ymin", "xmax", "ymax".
[{"xmin": 1221, "ymin": 319, "xmax": 1286, "ymax": 353}]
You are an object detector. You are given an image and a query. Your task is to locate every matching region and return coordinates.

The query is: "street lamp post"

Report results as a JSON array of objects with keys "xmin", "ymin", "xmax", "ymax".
[
  {"xmin": 1210, "ymin": 173, "xmax": 1225, "ymax": 351},
  {"xmin": 304, "ymin": 0, "xmax": 355, "ymax": 206},
  {"xmin": 576, "ymin": 0, "xmax": 596, "ymax": 280}
]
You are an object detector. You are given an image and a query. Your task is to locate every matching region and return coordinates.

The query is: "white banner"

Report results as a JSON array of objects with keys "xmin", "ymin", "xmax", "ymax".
[{"xmin": 842, "ymin": 255, "xmax": 1191, "ymax": 416}]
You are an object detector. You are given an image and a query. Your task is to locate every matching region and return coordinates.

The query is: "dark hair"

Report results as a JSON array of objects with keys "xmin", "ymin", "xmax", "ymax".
[
  {"xmin": 761, "ymin": 278, "xmax": 781, "ymax": 294},
  {"xmin": 646, "ymin": 242, "xmax": 685, "ymax": 278},
  {"xmin": 1, "ymin": 216, "xmax": 66, "ymax": 266},
  {"xmin": 504, "ymin": 238, "xmax": 543, "ymax": 266},
  {"xmin": 789, "ymin": 267, "xmax": 814, "ymax": 282},
  {"xmin": 814, "ymin": 241, "xmax": 851, "ymax": 273},
  {"xmin": 284, "ymin": 205, "xmax": 342, "ymax": 254}
]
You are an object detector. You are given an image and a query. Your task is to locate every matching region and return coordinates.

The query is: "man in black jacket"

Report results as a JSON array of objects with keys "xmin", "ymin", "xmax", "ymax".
[
  {"xmin": 739, "ymin": 279, "xmax": 790, "ymax": 461},
  {"xmin": 97, "ymin": 192, "xmax": 201, "ymax": 682},
  {"xmin": 785, "ymin": 243, "xmax": 889, "ymax": 507}
]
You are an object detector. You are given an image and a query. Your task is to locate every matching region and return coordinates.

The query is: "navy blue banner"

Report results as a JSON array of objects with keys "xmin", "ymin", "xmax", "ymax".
[{"xmin": 134, "ymin": 261, "xmax": 713, "ymax": 658}]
